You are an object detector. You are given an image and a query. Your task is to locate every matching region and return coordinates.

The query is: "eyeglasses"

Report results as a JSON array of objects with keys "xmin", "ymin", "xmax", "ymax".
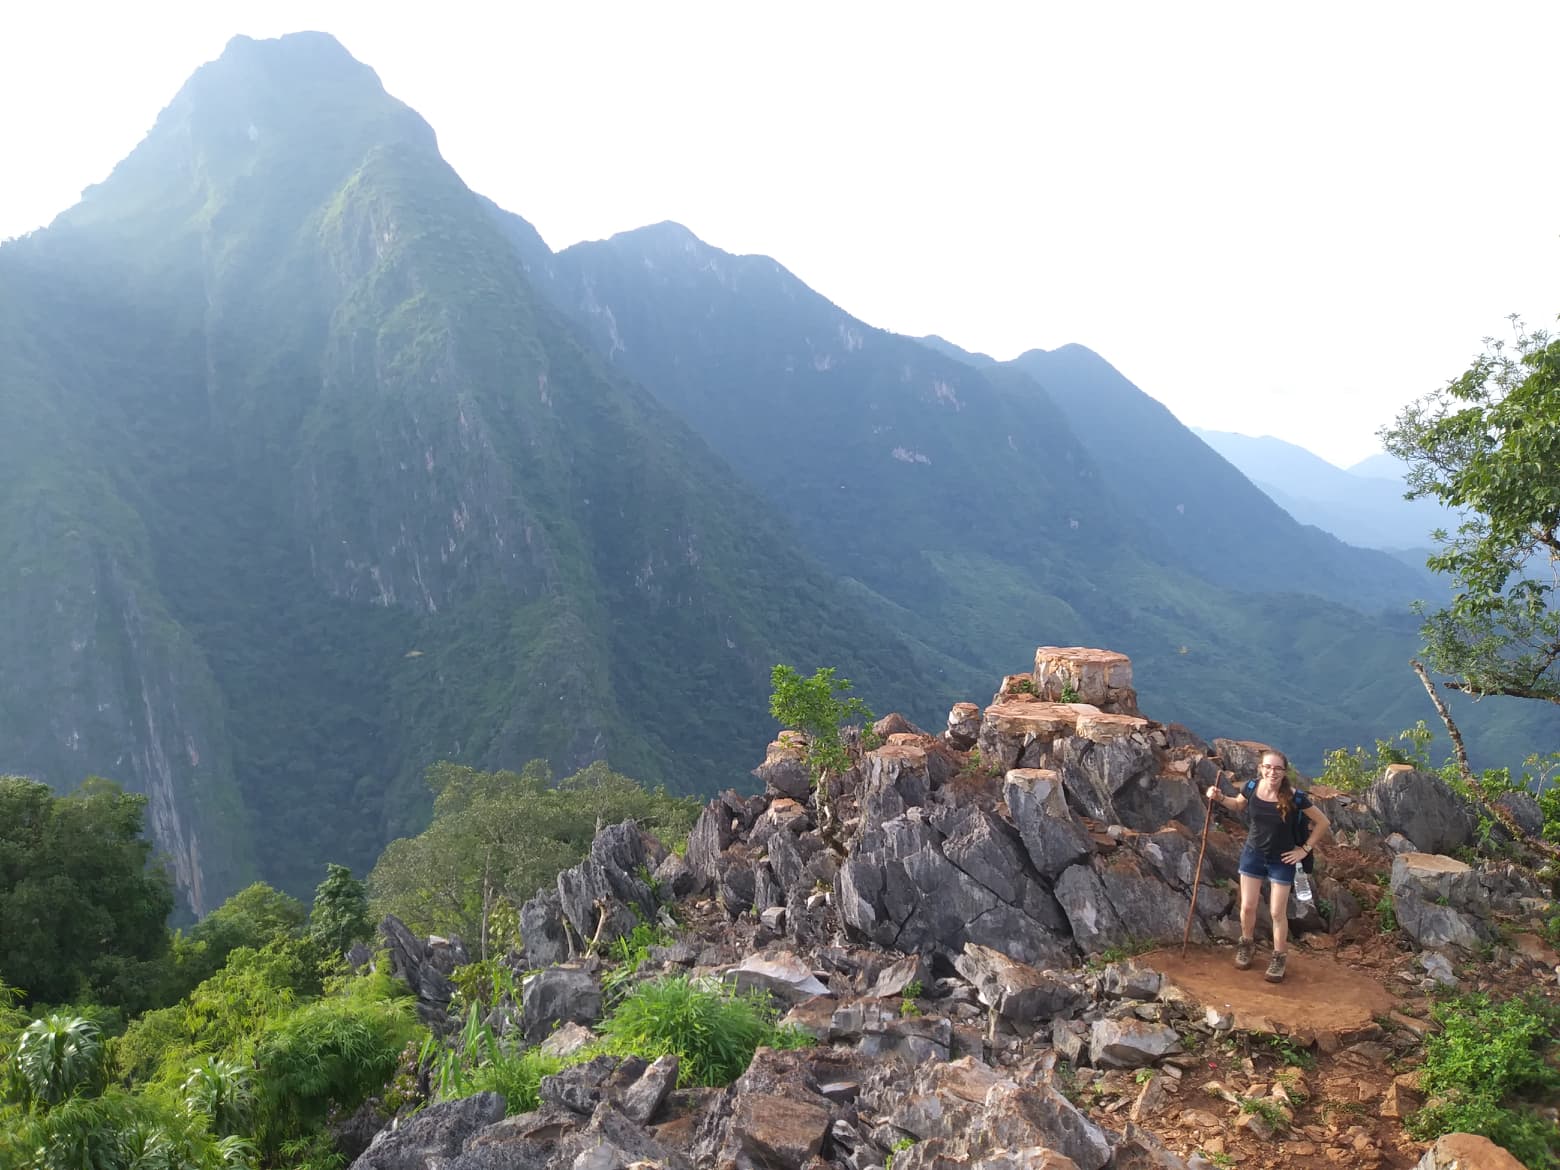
[{"xmin": 1259, "ymin": 764, "xmax": 1286, "ymax": 773}]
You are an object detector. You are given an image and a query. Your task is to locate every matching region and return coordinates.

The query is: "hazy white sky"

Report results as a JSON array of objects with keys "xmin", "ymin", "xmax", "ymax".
[{"xmin": 4, "ymin": 2, "xmax": 1557, "ymax": 467}]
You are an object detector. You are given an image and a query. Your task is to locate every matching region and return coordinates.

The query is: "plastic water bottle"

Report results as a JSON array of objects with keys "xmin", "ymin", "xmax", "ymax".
[{"xmin": 1294, "ymin": 869, "xmax": 1314, "ymax": 904}]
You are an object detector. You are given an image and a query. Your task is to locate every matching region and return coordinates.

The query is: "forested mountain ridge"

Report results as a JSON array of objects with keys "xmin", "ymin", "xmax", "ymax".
[
  {"xmin": 3, "ymin": 31, "xmax": 1548, "ymax": 916},
  {"xmin": 490, "ymin": 209, "xmax": 1555, "ymax": 775},
  {"xmin": 0, "ymin": 32, "xmax": 977, "ymax": 911}
]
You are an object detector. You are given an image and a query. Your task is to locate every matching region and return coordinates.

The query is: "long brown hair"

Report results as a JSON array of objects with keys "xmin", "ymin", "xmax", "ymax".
[{"xmin": 1262, "ymin": 751, "xmax": 1294, "ymax": 821}]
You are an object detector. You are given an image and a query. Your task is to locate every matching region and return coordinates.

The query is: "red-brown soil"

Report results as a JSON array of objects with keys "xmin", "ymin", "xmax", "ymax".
[{"xmin": 1142, "ymin": 944, "xmax": 1399, "ymax": 1038}]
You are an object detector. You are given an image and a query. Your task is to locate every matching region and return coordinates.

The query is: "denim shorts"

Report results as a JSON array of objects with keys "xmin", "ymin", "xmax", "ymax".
[{"xmin": 1238, "ymin": 844, "xmax": 1296, "ymax": 886}]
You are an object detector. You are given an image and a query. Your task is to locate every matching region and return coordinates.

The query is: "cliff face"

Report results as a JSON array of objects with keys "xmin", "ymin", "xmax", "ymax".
[{"xmin": 0, "ymin": 33, "xmax": 975, "ymax": 908}]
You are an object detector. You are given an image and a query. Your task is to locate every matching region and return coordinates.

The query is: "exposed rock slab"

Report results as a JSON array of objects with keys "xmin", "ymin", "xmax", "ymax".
[{"xmin": 350, "ymin": 1091, "xmax": 504, "ymax": 1170}]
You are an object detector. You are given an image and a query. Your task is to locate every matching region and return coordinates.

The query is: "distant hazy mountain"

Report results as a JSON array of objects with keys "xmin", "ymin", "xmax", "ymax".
[{"xmin": 1192, "ymin": 430, "xmax": 1452, "ymax": 551}]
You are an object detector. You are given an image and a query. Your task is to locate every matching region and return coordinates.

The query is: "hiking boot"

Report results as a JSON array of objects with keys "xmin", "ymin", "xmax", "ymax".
[
  {"xmin": 1265, "ymin": 951, "xmax": 1288, "ymax": 983},
  {"xmin": 1234, "ymin": 937, "xmax": 1255, "ymax": 970}
]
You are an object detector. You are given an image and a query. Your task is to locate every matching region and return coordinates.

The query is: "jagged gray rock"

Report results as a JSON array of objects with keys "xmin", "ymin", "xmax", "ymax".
[
  {"xmin": 840, "ymin": 813, "xmax": 1073, "ymax": 967},
  {"xmin": 349, "ymin": 1091, "xmax": 504, "ymax": 1170},
  {"xmin": 953, "ymin": 944, "xmax": 1084, "ymax": 1022},
  {"xmin": 1365, "ymin": 768, "xmax": 1479, "ymax": 855},
  {"xmin": 520, "ymin": 888, "xmax": 571, "ymax": 968},
  {"xmin": 617, "ymin": 1054, "xmax": 678, "ymax": 1125},
  {"xmin": 378, "ymin": 915, "xmax": 458, "ymax": 1024},
  {"xmin": 1088, "ymin": 1018, "xmax": 1183, "ymax": 1068},
  {"xmin": 981, "ymin": 1080, "xmax": 1112, "ymax": 1170},
  {"xmin": 1004, "ymin": 769, "xmax": 1094, "ymax": 879},
  {"xmin": 555, "ymin": 822, "xmax": 657, "ymax": 948},
  {"xmin": 522, "ymin": 966, "xmax": 603, "ymax": 1045}
]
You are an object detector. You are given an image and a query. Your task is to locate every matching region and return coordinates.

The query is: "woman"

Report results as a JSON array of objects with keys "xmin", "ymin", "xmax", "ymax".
[{"xmin": 1205, "ymin": 750, "xmax": 1330, "ymax": 982}]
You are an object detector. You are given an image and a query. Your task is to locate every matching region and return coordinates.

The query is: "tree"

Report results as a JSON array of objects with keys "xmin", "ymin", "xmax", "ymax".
[
  {"xmin": 768, "ymin": 665, "xmax": 876, "ymax": 780},
  {"xmin": 1383, "ymin": 319, "xmax": 1560, "ymax": 706},
  {"xmin": 308, "ymin": 865, "xmax": 373, "ymax": 957},
  {"xmin": 768, "ymin": 664, "xmax": 876, "ymax": 853},
  {"xmin": 0, "ymin": 777, "xmax": 175, "ymax": 1008},
  {"xmin": 367, "ymin": 760, "xmax": 699, "ymax": 945}
]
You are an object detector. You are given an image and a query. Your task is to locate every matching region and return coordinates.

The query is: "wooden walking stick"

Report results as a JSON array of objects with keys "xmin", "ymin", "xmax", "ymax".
[{"xmin": 1182, "ymin": 783, "xmax": 1216, "ymax": 957}]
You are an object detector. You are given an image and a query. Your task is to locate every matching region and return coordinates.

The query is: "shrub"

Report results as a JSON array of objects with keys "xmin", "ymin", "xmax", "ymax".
[
  {"xmin": 247, "ymin": 994, "xmax": 419, "ymax": 1158},
  {"xmin": 466, "ymin": 1048, "xmax": 564, "ymax": 1114},
  {"xmin": 600, "ymin": 975, "xmax": 802, "ymax": 1087},
  {"xmin": 1406, "ymin": 993, "xmax": 1560, "ymax": 1169}
]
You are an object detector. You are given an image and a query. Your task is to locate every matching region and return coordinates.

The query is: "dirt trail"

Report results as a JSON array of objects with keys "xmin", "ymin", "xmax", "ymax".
[{"xmin": 1142, "ymin": 945, "xmax": 1400, "ymax": 1038}]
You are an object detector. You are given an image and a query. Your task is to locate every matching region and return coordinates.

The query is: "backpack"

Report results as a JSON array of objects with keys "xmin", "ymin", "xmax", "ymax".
[{"xmin": 1242, "ymin": 779, "xmax": 1316, "ymax": 873}]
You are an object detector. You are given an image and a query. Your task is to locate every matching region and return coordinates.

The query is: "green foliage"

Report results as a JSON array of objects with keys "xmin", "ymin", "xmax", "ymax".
[
  {"xmin": 1059, "ymin": 682, "xmax": 1081, "ymax": 703},
  {"xmin": 417, "ymin": 999, "xmax": 563, "ymax": 1115},
  {"xmin": 0, "ymin": 1088, "xmax": 244, "ymax": 1170},
  {"xmin": 448, "ymin": 959, "xmax": 517, "ymax": 1017},
  {"xmin": 1250, "ymin": 1032, "xmax": 1315, "ymax": 1071},
  {"xmin": 465, "ymin": 1048, "xmax": 564, "ymax": 1116},
  {"xmin": 0, "ymin": 777, "xmax": 175, "ymax": 1010},
  {"xmin": 369, "ymin": 760, "xmax": 698, "ymax": 942},
  {"xmin": 9, "ymin": 1015, "xmax": 106, "ymax": 1109},
  {"xmin": 181, "ymin": 1057, "xmax": 254, "ymax": 1137},
  {"xmin": 161, "ymin": 883, "xmax": 310, "ymax": 1004},
  {"xmin": 1375, "ymin": 894, "xmax": 1399, "ymax": 933},
  {"xmin": 768, "ymin": 665, "xmax": 874, "ymax": 781},
  {"xmin": 245, "ymin": 993, "xmax": 418, "ymax": 1159},
  {"xmin": 902, "ymin": 979, "xmax": 924, "ymax": 1000},
  {"xmin": 308, "ymin": 864, "xmax": 373, "ymax": 958},
  {"xmin": 1320, "ymin": 722, "xmax": 1437, "ymax": 792},
  {"xmin": 599, "ymin": 975, "xmax": 802, "ymax": 1088},
  {"xmin": 1407, "ymin": 992, "xmax": 1560, "ymax": 1168},
  {"xmin": 1238, "ymin": 1095, "xmax": 1289, "ymax": 1130},
  {"xmin": 601, "ymin": 924, "xmax": 674, "ymax": 1008},
  {"xmin": 1383, "ymin": 320, "xmax": 1560, "ymax": 708}
]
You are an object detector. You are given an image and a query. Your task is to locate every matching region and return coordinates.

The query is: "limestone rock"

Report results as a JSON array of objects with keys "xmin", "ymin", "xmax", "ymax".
[
  {"xmin": 859, "ymin": 744, "xmax": 933, "ymax": 827},
  {"xmin": 1053, "ymin": 734, "xmax": 1157, "ymax": 828},
  {"xmin": 685, "ymin": 798, "xmax": 734, "ymax": 887},
  {"xmin": 981, "ymin": 1080, "xmax": 1112, "ymax": 1170},
  {"xmin": 1210, "ymin": 739, "xmax": 1273, "ymax": 781},
  {"xmin": 1391, "ymin": 853, "xmax": 1493, "ymax": 952},
  {"xmin": 539, "ymin": 1053, "xmax": 620, "ymax": 1116},
  {"xmin": 556, "ymin": 822, "xmax": 658, "ymax": 948},
  {"xmin": 649, "ymin": 850, "xmax": 696, "ymax": 901},
  {"xmin": 522, "ymin": 966, "xmax": 603, "ymax": 1045},
  {"xmin": 377, "ymin": 916, "xmax": 471, "ymax": 1027},
  {"xmin": 519, "ymin": 889, "xmax": 571, "ymax": 968},
  {"xmin": 1004, "ymin": 769, "xmax": 1093, "ymax": 879},
  {"xmin": 1033, "ymin": 647, "xmax": 1139, "ymax": 715},
  {"xmin": 617, "ymin": 1054, "xmax": 678, "ymax": 1125},
  {"xmin": 977, "ymin": 702, "xmax": 1094, "ymax": 772},
  {"xmin": 947, "ymin": 702, "xmax": 983, "ymax": 750},
  {"xmin": 1366, "ymin": 768, "xmax": 1479, "ymax": 854},
  {"xmin": 727, "ymin": 951, "xmax": 831, "ymax": 1003},
  {"xmin": 953, "ymin": 944, "xmax": 1084, "ymax": 1022},
  {"xmin": 1414, "ymin": 1132, "xmax": 1530, "ymax": 1170},
  {"xmin": 1088, "ymin": 1018, "xmax": 1183, "ymax": 1068},
  {"xmin": 539, "ymin": 1021, "xmax": 597, "ymax": 1059},
  {"xmin": 349, "ymin": 1091, "xmax": 504, "ymax": 1170},
  {"xmin": 754, "ymin": 733, "xmax": 813, "ymax": 802}
]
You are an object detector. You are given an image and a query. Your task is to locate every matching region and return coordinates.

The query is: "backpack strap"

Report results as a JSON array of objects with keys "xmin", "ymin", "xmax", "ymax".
[{"xmin": 1242, "ymin": 779, "xmax": 1257, "ymax": 799}]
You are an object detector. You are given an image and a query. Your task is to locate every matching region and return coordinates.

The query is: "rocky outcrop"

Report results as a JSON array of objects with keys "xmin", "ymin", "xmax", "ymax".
[
  {"xmin": 367, "ymin": 643, "xmax": 1551, "ymax": 1170},
  {"xmin": 1389, "ymin": 853, "xmax": 1494, "ymax": 952},
  {"xmin": 350, "ymin": 1091, "xmax": 505, "ymax": 1170},
  {"xmin": 1365, "ymin": 767, "xmax": 1479, "ymax": 855},
  {"xmin": 555, "ymin": 821, "xmax": 658, "ymax": 948},
  {"xmin": 379, "ymin": 915, "xmax": 466, "ymax": 1025}
]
